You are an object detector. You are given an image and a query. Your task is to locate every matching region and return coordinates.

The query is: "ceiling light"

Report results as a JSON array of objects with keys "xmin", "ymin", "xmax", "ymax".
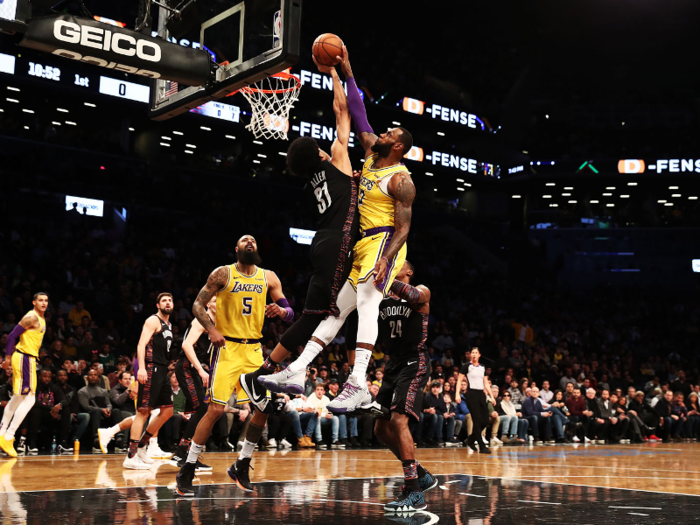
[
  {"xmin": 456, "ymin": 178, "xmax": 464, "ymax": 182},
  {"xmin": 606, "ymin": 203, "xmax": 615, "ymax": 207},
  {"xmin": 6, "ymin": 98, "xmax": 19, "ymax": 103},
  {"xmin": 225, "ymin": 135, "xmax": 236, "ymax": 140},
  {"xmin": 129, "ymin": 127, "xmax": 134, "ymax": 131},
  {"xmin": 23, "ymin": 126, "xmax": 28, "ymax": 130},
  {"xmin": 200, "ymin": 126, "xmax": 211, "ymax": 131},
  {"xmin": 457, "ymin": 187, "xmax": 465, "ymax": 191},
  {"xmin": 186, "ymin": 144, "xmax": 196, "ymax": 148},
  {"xmin": 161, "ymin": 136, "xmax": 171, "ymax": 140},
  {"xmin": 185, "ymin": 150, "xmax": 193, "ymax": 154},
  {"xmin": 253, "ymin": 160, "xmax": 261, "ymax": 164},
  {"xmin": 22, "ymin": 109, "xmax": 34, "ymax": 113},
  {"xmin": 603, "ymin": 193, "xmax": 612, "ymax": 196},
  {"xmin": 437, "ymin": 132, "xmax": 445, "ymax": 136},
  {"xmin": 512, "ymin": 195, "xmax": 521, "ymax": 199},
  {"xmin": 253, "ymin": 140, "xmax": 263, "ymax": 145},
  {"xmin": 160, "ymin": 142, "xmax": 170, "ymax": 147},
  {"xmin": 425, "ymin": 172, "xmax": 433, "ymax": 177},
  {"xmin": 173, "ymin": 131, "xmax": 184, "ymax": 136},
  {"xmin": 57, "ymin": 108, "xmax": 68, "ymax": 112},
  {"xmin": 627, "ymin": 182, "xmax": 637, "ymax": 186},
  {"xmin": 464, "ymin": 183, "xmax": 472, "ymax": 187},
  {"xmin": 550, "ymin": 203, "xmax": 559, "ymax": 207},
  {"xmin": 7, "ymin": 86, "xmax": 19, "ymax": 91},
  {"xmin": 84, "ymin": 102, "xmax": 96, "ymax": 107},
  {"xmin": 606, "ymin": 187, "xmax": 616, "ymax": 190},
  {"xmin": 669, "ymin": 186, "xmax": 679, "ymax": 190},
  {"xmin": 657, "ymin": 200, "xmax": 666, "ymax": 203},
  {"xmin": 278, "ymin": 152, "xmax": 287, "ymax": 156},
  {"xmin": 590, "ymin": 200, "xmax": 599, "ymax": 204},
  {"xmin": 434, "ymin": 188, "xmax": 438, "ymax": 192},
  {"xmin": 545, "ymin": 114, "xmax": 549, "ymax": 119},
  {"xmin": 392, "ymin": 121, "xmax": 401, "ymax": 125},
  {"xmin": 568, "ymin": 200, "xmax": 577, "ymax": 204},
  {"xmin": 65, "ymin": 121, "xmax": 76, "ymax": 126},
  {"xmin": 546, "ymin": 183, "xmax": 556, "ymax": 186},
  {"xmin": 672, "ymin": 194, "xmax": 681, "ymax": 198},
  {"xmin": 562, "ymin": 193, "xmax": 571, "ymax": 197},
  {"xmin": 543, "ymin": 195, "xmax": 552, "ymax": 198},
  {"xmin": 689, "ymin": 196, "xmax": 698, "ymax": 200},
  {"xmin": 257, "ymin": 154, "xmax": 267, "ymax": 158},
  {"xmin": 664, "ymin": 203, "xmax": 673, "ymax": 207},
  {"xmin": 564, "ymin": 187, "xmax": 574, "ymax": 190},
  {"xmin": 620, "ymin": 195, "xmax": 630, "ymax": 198},
  {"xmin": 51, "ymin": 121, "xmax": 61, "ymax": 126}
]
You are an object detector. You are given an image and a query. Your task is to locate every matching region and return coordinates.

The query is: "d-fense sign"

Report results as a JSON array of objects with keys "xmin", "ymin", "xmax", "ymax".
[{"xmin": 65, "ymin": 195, "xmax": 104, "ymax": 217}]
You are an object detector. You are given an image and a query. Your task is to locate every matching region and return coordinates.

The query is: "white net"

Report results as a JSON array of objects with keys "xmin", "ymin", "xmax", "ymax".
[{"xmin": 239, "ymin": 74, "xmax": 301, "ymax": 140}]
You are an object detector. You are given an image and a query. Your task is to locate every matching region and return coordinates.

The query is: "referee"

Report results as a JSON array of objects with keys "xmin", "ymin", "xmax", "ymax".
[{"xmin": 455, "ymin": 347, "xmax": 496, "ymax": 453}]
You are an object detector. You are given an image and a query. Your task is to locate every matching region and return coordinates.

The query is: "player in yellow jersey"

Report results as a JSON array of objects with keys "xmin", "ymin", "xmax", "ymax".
[
  {"xmin": 0, "ymin": 292, "xmax": 48, "ymax": 457},
  {"xmin": 176, "ymin": 235, "xmax": 293, "ymax": 496},
  {"xmin": 261, "ymin": 47, "xmax": 416, "ymax": 415}
]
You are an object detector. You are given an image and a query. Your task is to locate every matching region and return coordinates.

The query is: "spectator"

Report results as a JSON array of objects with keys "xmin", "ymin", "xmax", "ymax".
[
  {"xmin": 585, "ymin": 387, "xmax": 609, "ymax": 444},
  {"xmin": 78, "ymin": 369, "xmax": 121, "ymax": 452},
  {"xmin": 454, "ymin": 381, "xmax": 472, "ymax": 440},
  {"xmin": 325, "ymin": 379, "xmax": 350, "ymax": 448},
  {"xmin": 422, "ymin": 381, "xmax": 447, "ymax": 446},
  {"xmin": 671, "ymin": 372, "xmax": 692, "ymax": 398},
  {"xmin": 508, "ymin": 349, "xmax": 524, "ymax": 370},
  {"xmin": 26, "ymin": 370, "xmax": 72, "ymax": 453},
  {"xmin": 508, "ymin": 378, "xmax": 524, "ymax": 409},
  {"xmin": 265, "ymin": 394, "xmax": 294, "ymax": 450},
  {"xmin": 443, "ymin": 392, "xmax": 459, "ymax": 445},
  {"xmin": 671, "ymin": 392, "xmax": 689, "ymax": 440},
  {"xmin": 55, "ymin": 369, "xmax": 90, "ymax": 447},
  {"xmin": 96, "ymin": 343, "xmax": 117, "ymax": 374},
  {"xmin": 293, "ymin": 394, "xmax": 317, "ymax": 448},
  {"xmin": 539, "ymin": 381, "xmax": 554, "ymax": 404},
  {"xmin": 107, "ymin": 357, "xmax": 130, "ymax": 389},
  {"xmin": 372, "ymin": 370, "xmax": 384, "ymax": 388},
  {"xmin": 68, "ymin": 301, "xmax": 91, "ymax": 328},
  {"xmin": 685, "ymin": 392, "xmax": 700, "ymax": 439},
  {"xmin": 522, "ymin": 386, "xmax": 559, "ymax": 444},
  {"xmin": 614, "ymin": 393, "xmax": 643, "ymax": 443},
  {"xmin": 495, "ymin": 388, "xmax": 527, "ymax": 443},
  {"xmin": 486, "ymin": 387, "xmax": 502, "ymax": 446},
  {"xmin": 85, "ymin": 362, "xmax": 110, "ymax": 390},
  {"xmin": 305, "ymin": 383, "xmax": 339, "ymax": 450},
  {"xmin": 108, "ymin": 371, "xmax": 136, "ymax": 448},
  {"xmin": 559, "ymin": 368, "xmax": 577, "ymax": 392},
  {"xmin": 602, "ymin": 392, "xmax": 630, "ymax": 443}
]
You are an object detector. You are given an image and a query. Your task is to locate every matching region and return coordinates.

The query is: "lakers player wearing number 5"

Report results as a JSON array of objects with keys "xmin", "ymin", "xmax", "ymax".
[
  {"xmin": 123, "ymin": 293, "xmax": 176, "ymax": 469},
  {"xmin": 176, "ymin": 235, "xmax": 294, "ymax": 496}
]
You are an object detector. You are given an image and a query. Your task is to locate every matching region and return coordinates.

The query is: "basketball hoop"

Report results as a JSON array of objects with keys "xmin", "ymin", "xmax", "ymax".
[{"xmin": 238, "ymin": 72, "xmax": 301, "ymax": 140}]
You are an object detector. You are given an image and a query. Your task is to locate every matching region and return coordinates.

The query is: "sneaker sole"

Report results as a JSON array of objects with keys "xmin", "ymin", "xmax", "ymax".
[
  {"xmin": 227, "ymin": 467, "xmax": 254, "ymax": 493},
  {"xmin": 384, "ymin": 503, "xmax": 427, "ymax": 513},
  {"xmin": 196, "ymin": 465, "xmax": 213, "ymax": 472},
  {"xmin": 176, "ymin": 486, "xmax": 195, "ymax": 497},
  {"xmin": 123, "ymin": 462, "xmax": 151, "ymax": 470},
  {"xmin": 257, "ymin": 376, "xmax": 303, "ymax": 395},
  {"xmin": 422, "ymin": 476, "xmax": 439, "ymax": 492}
]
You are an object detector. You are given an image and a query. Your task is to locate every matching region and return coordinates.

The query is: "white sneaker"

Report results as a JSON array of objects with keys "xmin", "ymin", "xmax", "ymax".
[
  {"xmin": 280, "ymin": 439, "xmax": 292, "ymax": 449},
  {"xmin": 257, "ymin": 367, "xmax": 306, "ymax": 395},
  {"xmin": 527, "ymin": 435, "xmax": 534, "ymax": 443},
  {"xmin": 328, "ymin": 376, "xmax": 371, "ymax": 414},
  {"xmin": 137, "ymin": 446, "xmax": 154, "ymax": 464},
  {"xmin": 147, "ymin": 438, "xmax": 172, "ymax": 459},
  {"xmin": 97, "ymin": 428, "xmax": 114, "ymax": 454},
  {"xmin": 123, "ymin": 454, "xmax": 152, "ymax": 470},
  {"xmin": 490, "ymin": 437, "xmax": 503, "ymax": 446},
  {"xmin": 572, "ymin": 436, "xmax": 580, "ymax": 443},
  {"xmin": 267, "ymin": 438, "xmax": 277, "ymax": 448},
  {"xmin": 584, "ymin": 436, "xmax": 591, "ymax": 444}
]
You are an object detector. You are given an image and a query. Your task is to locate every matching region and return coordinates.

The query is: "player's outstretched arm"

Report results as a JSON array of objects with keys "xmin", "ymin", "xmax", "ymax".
[
  {"xmin": 373, "ymin": 173, "xmax": 415, "ymax": 286},
  {"xmin": 329, "ymin": 68, "xmax": 352, "ymax": 176},
  {"xmin": 194, "ymin": 266, "xmax": 229, "ymax": 348},
  {"xmin": 337, "ymin": 45, "xmax": 377, "ymax": 157},
  {"xmin": 389, "ymin": 281, "xmax": 431, "ymax": 311},
  {"xmin": 264, "ymin": 270, "xmax": 294, "ymax": 322}
]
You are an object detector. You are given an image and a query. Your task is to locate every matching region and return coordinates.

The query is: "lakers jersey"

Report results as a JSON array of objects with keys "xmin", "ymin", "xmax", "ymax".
[
  {"xmin": 15, "ymin": 310, "xmax": 46, "ymax": 358},
  {"xmin": 216, "ymin": 264, "xmax": 268, "ymax": 340},
  {"xmin": 358, "ymin": 154, "xmax": 407, "ymax": 231}
]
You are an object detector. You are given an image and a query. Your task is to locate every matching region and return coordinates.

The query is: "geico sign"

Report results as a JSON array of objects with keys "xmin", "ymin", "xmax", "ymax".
[
  {"xmin": 618, "ymin": 159, "xmax": 645, "ymax": 174},
  {"xmin": 404, "ymin": 146, "xmax": 424, "ymax": 162},
  {"xmin": 54, "ymin": 20, "xmax": 162, "ymax": 62},
  {"xmin": 430, "ymin": 151, "xmax": 478, "ymax": 173},
  {"xmin": 649, "ymin": 159, "xmax": 700, "ymax": 173}
]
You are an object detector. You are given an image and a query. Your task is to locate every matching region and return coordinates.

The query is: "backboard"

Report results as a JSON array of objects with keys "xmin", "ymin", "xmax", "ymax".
[{"xmin": 148, "ymin": 0, "xmax": 301, "ymax": 121}]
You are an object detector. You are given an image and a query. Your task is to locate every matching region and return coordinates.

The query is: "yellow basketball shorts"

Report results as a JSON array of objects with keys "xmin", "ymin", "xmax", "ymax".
[
  {"xmin": 347, "ymin": 231, "xmax": 407, "ymax": 296},
  {"xmin": 206, "ymin": 341, "xmax": 266, "ymax": 406},
  {"xmin": 12, "ymin": 352, "xmax": 37, "ymax": 396}
]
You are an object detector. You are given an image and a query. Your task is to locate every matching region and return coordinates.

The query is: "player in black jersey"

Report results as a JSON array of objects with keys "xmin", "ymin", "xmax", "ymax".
[
  {"xmin": 171, "ymin": 297, "xmax": 215, "ymax": 470},
  {"xmin": 242, "ymin": 57, "xmax": 359, "ymax": 407},
  {"xmin": 123, "ymin": 293, "xmax": 175, "ymax": 470},
  {"xmin": 371, "ymin": 261, "xmax": 438, "ymax": 512}
]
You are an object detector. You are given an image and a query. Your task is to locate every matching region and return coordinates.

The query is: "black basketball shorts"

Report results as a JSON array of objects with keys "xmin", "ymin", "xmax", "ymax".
[
  {"xmin": 375, "ymin": 350, "xmax": 430, "ymax": 421},
  {"xmin": 137, "ymin": 362, "xmax": 173, "ymax": 410}
]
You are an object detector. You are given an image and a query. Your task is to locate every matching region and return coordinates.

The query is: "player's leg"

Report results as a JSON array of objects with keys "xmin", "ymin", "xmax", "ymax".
[
  {"xmin": 98, "ymin": 413, "xmax": 135, "ymax": 454},
  {"xmin": 258, "ymin": 282, "xmax": 357, "ymax": 394},
  {"xmin": 0, "ymin": 354, "xmax": 37, "ymax": 457},
  {"xmin": 144, "ymin": 401, "xmax": 174, "ymax": 459},
  {"xmin": 173, "ymin": 360, "xmax": 209, "ymax": 467}
]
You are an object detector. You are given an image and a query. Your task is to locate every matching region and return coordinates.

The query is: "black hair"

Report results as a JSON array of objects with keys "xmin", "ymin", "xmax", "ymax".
[
  {"xmin": 287, "ymin": 137, "xmax": 322, "ymax": 179},
  {"xmin": 33, "ymin": 292, "xmax": 48, "ymax": 300},
  {"xmin": 404, "ymin": 260, "xmax": 415, "ymax": 283},
  {"xmin": 396, "ymin": 127, "xmax": 413, "ymax": 154}
]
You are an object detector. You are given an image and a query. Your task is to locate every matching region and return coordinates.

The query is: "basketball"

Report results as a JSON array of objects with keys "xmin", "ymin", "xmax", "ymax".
[{"xmin": 312, "ymin": 33, "xmax": 344, "ymax": 67}]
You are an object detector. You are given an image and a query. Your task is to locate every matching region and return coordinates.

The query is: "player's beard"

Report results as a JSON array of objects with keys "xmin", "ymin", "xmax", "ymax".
[
  {"xmin": 158, "ymin": 305, "xmax": 173, "ymax": 315},
  {"xmin": 371, "ymin": 141, "xmax": 392, "ymax": 157},
  {"xmin": 237, "ymin": 249, "xmax": 262, "ymax": 266}
]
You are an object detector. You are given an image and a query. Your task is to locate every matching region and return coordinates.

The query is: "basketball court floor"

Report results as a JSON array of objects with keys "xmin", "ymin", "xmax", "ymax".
[{"xmin": 1, "ymin": 443, "xmax": 699, "ymax": 524}]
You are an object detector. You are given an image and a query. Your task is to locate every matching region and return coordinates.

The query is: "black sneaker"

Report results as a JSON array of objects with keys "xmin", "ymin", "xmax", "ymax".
[
  {"xmin": 418, "ymin": 469, "xmax": 438, "ymax": 492},
  {"xmin": 340, "ymin": 438, "xmax": 352, "ymax": 448},
  {"xmin": 239, "ymin": 373, "xmax": 271, "ymax": 414},
  {"xmin": 384, "ymin": 489, "xmax": 426, "ymax": 513},
  {"xmin": 349, "ymin": 437, "xmax": 361, "ymax": 448},
  {"xmin": 227, "ymin": 458, "xmax": 254, "ymax": 492},
  {"xmin": 196, "ymin": 459, "xmax": 212, "ymax": 472},
  {"xmin": 316, "ymin": 442, "xmax": 328, "ymax": 451},
  {"xmin": 176, "ymin": 462, "xmax": 197, "ymax": 497}
]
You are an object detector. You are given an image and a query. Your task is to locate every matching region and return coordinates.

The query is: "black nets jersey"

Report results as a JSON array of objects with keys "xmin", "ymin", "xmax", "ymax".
[
  {"xmin": 179, "ymin": 321, "xmax": 212, "ymax": 364},
  {"xmin": 146, "ymin": 315, "xmax": 173, "ymax": 365},
  {"xmin": 377, "ymin": 298, "xmax": 428, "ymax": 363},
  {"xmin": 305, "ymin": 160, "xmax": 359, "ymax": 236}
]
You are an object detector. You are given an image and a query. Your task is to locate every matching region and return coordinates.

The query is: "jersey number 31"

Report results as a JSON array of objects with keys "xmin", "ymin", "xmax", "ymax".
[{"xmin": 315, "ymin": 182, "xmax": 332, "ymax": 214}]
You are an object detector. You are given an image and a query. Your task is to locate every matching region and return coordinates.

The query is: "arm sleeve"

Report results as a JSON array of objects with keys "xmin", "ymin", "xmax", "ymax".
[
  {"xmin": 346, "ymin": 78, "xmax": 373, "ymax": 136},
  {"xmin": 389, "ymin": 281, "xmax": 422, "ymax": 306},
  {"xmin": 5, "ymin": 325, "xmax": 25, "ymax": 356},
  {"xmin": 275, "ymin": 298, "xmax": 294, "ymax": 322}
]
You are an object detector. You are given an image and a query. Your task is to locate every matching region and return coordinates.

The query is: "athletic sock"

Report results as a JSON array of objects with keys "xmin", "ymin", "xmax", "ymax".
[
  {"xmin": 127, "ymin": 439, "xmax": 139, "ymax": 458},
  {"xmin": 238, "ymin": 439, "xmax": 256, "ymax": 460},
  {"xmin": 138, "ymin": 431, "xmax": 153, "ymax": 449},
  {"xmin": 186, "ymin": 441, "xmax": 204, "ymax": 464},
  {"xmin": 260, "ymin": 357, "xmax": 279, "ymax": 375},
  {"xmin": 108, "ymin": 423, "xmax": 121, "ymax": 435},
  {"xmin": 289, "ymin": 341, "xmax": 323, "ymax": 372},
  {"xmin": 350, "ymin": 349, "xmax": 371, "ymax": 383},
  {"xmin": 402, "ymin": 460, "xmax": 420, "ymax": 492}
]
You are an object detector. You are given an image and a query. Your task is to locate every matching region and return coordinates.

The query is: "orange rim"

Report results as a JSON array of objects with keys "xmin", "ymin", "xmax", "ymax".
[{"xmin": 228, "ymin": 72, "xmax": 301, "ymax": 97}]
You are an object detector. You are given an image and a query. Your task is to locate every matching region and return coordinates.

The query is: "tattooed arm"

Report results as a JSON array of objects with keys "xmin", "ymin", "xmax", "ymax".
[
  {"xmin": 194, "ymin": 265, "xmax": 229, "ymax": 348},
  {"xmin": 373, "ymin": 172, "xmax": 415, "ymax": 287}
]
